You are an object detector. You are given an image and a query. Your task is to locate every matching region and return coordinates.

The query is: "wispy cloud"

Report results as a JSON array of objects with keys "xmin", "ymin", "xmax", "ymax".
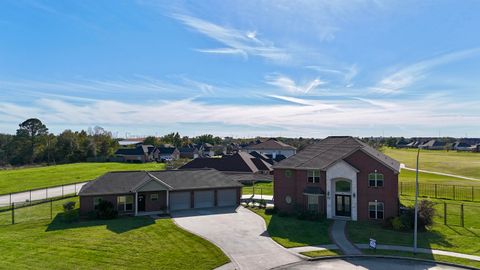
[
  {"xmin": 371, "ymin": 48, "xmax": 480, "ymax": 94},
  {"xmin": 172, "ymin": 14, "xmax": 290, "ymax": 62},
  {"xmin": 265, "ymin": 74, "xmax": 326, "ymax": 94}
]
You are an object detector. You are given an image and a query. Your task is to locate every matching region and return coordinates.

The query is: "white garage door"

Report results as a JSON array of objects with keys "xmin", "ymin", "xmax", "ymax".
[
  {"xmin": 217, "ymin": 189, "xmax": 237, "ymax": 207},
  {"xmin": 170, "ymin": 192, "xmax": 191, "ymax": 211},
  {"xmin": 194, "ymin": 190, "xmax": 214, "ymax": 208}
]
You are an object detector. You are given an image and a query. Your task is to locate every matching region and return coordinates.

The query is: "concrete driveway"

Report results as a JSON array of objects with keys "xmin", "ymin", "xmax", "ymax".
[{"xmin": 172, "ymin": 206, "xmax": 302, "ymax": 270}]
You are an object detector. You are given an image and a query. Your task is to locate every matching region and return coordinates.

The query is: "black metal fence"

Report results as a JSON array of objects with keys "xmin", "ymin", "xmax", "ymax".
[
  {"xmin": 400, "ymin": 182, "xmax": 480, "ymax": 202},
  {"xmin": 0, "ymin": 196, "xmax": 78, "ymax": 226}
]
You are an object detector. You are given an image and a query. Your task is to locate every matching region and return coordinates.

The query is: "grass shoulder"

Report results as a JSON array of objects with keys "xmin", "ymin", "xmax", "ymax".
[
  {"xmin": 362, "ymin": 249, "xmax": 480, "ymax": 269},
  {"xmin": 0, "ymin": 162, "xmax": 166, "ymax": 194},
  {"xmin": 301, "ymin": 249, "xmax": 343, "ymax": 257},
  {"xmin": 248, "ymin": 206, "xmax": 332, "ymax": 248}
]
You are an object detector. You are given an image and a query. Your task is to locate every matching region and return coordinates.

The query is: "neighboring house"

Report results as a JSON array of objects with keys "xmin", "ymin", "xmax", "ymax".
[
  {"xmin": 157, "ymin": 147, "xmax": 180, "ymax": 161},
  {"xmin": 180, "ymin": 152, "xmax": 273, "ymax": 183},
  {"xmin": 78, "ymin": 169, "xmax": 243, "ymax": 216},
  {"xmin": 471, "ymin": 144, "xmax": 480, "ymax": 152},
  {"xmin": 244, "ymin": 138, "xmax": 297, "ymax": 159},
  {"xmin": 395, "ymin": 140, "xmax": 410, "ymax": 148},
  {"xmin": 178, "ymin": 147, "xmax": 199, "ymax": 159},
  {"xmin": 273, "ymin": 136, "xmax": 400, "ymax": 222},
  {"xmin": 405, "ymin": 141, "xmax": 419, "ymax": 148},
  {"xmin": 419, "ymin": 139, "xmax": 446, "ymax": 150},
  {"xmin": 452, "ymin": 142, "xmax": 472, "ymax": 151},
  {"xmin": 249, "ymin": 151, "xmax": 274, "ymax": 165},
  {"xmin": 114, "ymin": 144, "xmax": 156, "ymax": 163}
]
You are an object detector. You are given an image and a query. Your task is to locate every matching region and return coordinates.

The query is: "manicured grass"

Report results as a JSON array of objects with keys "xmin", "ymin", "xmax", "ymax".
[
  {"xmin": 242, "ymin": 181, "xmax": 273, "ymax": 195},
  {"xmin": 0, "ymin": 198, "xmax": 229, "ymax": 270},
  {"xmin": 301, "ymin": 249, "xmax": 343, "ymax": 257},
  {"xmin": 362, "ymin": 249, "xmax": 480, "ymax": 269},
  {"xmin": 384, "ymin": 147, "xmax": 480, "ymax": 180},
  {"xmin": 347, "ymin": 203, "xmax": 480, "ymax": 254},
  {"xmin": 250, "ymin": 207, "xmax": 332, "ymax": 248},
  {"xmin": 399, "ymin": 169, "xmax": 480, "ymax": 187},
  {"xmin": 0, "ymin": 162, "xmax": 166, "ymax": 194}
]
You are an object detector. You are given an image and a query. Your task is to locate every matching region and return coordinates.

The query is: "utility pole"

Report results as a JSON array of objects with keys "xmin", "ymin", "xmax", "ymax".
[{"xmin": 413, "ymin": 148, "xmax": 420, "ymax": 254}]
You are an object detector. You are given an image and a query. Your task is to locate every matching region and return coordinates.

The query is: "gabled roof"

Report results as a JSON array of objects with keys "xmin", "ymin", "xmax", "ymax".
[
  {"xmin": 421, "ymin": 139, "xmax": 446, "ymax": 147},
  {"xmin": 274, "ymin": 136, "xmax": 400, "ymax": 173},
  {"xmin": 453, "ymin": 142, "xmax": 471, "ymax": 148},
  {"xmin": 179, "ymin": 152, "xmax": 272, "ymax": 173},
  {"xmin": 158, "ymin": 147, "xmax": 177, "ymax": 155},
  {"xmin": 245, "ymin": 138, "xmax": 296, "ymax": 150},
  {"xmin": 79, "ymin": 169, "xmax": 242, "ymax": 196},
  {"xmin": 115, "ymin": 147, "xmax": 146, "ymax": 156},
  {"xmin": 178, "ymin": 147, "xmax": 196, "ymax": 153}
]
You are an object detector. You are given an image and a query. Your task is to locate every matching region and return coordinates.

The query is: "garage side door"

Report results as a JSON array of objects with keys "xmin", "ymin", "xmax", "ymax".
[
  {"xmin": 194, "ymin": 190, "xmax": 214, "ymax": 208},
  {"xmin": 217, "ymin": 189, "xmax": 237, "ymax": 207},
  {"xmin": 170, "ymin": 192, "xmax": 191, "ymax": 211}
]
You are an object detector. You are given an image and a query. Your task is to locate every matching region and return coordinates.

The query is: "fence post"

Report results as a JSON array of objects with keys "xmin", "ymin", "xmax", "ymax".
[
  {"xmin": 443, "ymin": 202, "xmax": 447, "ymax": 225},
  {"xmin": 453, "ymin": 185, "xmax": 456, "ymax": 200},
  {"xmin": 11, "ymin": 202, "xmax": 14, "ymax": 225},
  {"xmin": 435, "ymin": 184, "xmax": 437, "ymax": 199},
  {"xmin": 9, "ymin": 193, "xmax": 11, "ymax": 205},
  {"xmin": 460, "ymin": 204, "xmax": 464, "ymax": 227}
]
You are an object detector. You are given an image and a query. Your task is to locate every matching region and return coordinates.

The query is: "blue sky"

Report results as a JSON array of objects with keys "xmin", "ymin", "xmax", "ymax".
[{"xmin": 1, "ymin": 0, "xmax": 480, "ymax": 138}]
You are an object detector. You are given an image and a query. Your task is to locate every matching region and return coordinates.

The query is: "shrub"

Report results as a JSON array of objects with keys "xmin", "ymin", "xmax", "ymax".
[
  {"xmin": 96, "ymin": 200, "xmax": 118, "ymax": 219},
  {"xmin": 265, "ymin": 207, "xmax": 277, "ymax": 215},
  {"xmin": 391, "ymin": 216, "xmax": 406, "ymax": 231},
  {"xmin": 418, "ymin": 200, "xmax": 435, "ymax": 229},
  {"xmin": 62, "ymin": 201, "xmax": 78, "ymax": 222},
  {"xmin": 391, "ymin": 199, "xmax": 435, "ymax": 231}
]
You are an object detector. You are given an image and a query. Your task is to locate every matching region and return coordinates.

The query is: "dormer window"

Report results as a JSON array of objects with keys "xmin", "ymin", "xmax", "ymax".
[
  {"xmin": 308, "ymin": 170, "xmax": 320, "ymax": 183},
  {"xmin": 368, "ymin": 171, "xmax": 384, "ymax": 187}
]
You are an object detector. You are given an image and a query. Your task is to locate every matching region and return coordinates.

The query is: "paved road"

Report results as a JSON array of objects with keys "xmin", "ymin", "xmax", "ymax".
[
  {"xmin": 274, "ymin": 257, "xmax": 469, "ymax": 270},
  {"xmin": 402, "ymin": 166, "xmax": 480, "ymax": 181},
  {"xmin": 0, "ymin": 182, "xmax": 88, "ymax": 207},
  {"xmin": 172, "ymin": 206, "xmax": 301, "ymax": 270}
]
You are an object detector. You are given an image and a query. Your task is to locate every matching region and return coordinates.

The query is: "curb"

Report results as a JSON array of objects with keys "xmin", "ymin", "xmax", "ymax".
[{"xmin": 304, "ymin": 255, "xmax": 479, "ymax": 270}]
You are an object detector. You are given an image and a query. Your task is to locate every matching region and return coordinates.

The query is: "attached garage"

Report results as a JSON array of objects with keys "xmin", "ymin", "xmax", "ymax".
[
  {"xmin": 194, "ymin": 190, "xmax": 215, "ymax": 208},
  {"xmin": 170, "ymin": 191, "xmax": 191, "ymax": 211},
  {"xmin": 217, "ymin": 189, "xmax": 237, "ymax": 207}
]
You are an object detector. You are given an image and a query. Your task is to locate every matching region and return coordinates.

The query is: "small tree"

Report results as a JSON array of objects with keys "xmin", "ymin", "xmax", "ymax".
[
  {"xmin": 96, "ymin": 200, "xmax": 118, "ymax": 219},
  {"xmin": 62, "ymin": 201, "xmax": 77, "ymax": 222},
  {"xmin": 418, "ymin": 200, "xmax": 436, "ymax": 229}
]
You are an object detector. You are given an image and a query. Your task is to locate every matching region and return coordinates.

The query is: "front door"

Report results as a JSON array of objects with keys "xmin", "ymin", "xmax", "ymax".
[
  {"xmin": 138, "ymin": 194, "xmax": 146, "ymax": 212},
  {"xmin": 335, "ymin": 195, "xmax": 351, "ymax": 217}
]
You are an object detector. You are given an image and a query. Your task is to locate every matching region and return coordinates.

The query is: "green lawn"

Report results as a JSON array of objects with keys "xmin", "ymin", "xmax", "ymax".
[
  {"xmin": 242, "ymin": 181, "xmax": 273, "ymax": 195},
  {"xmin": 347, "ymin": 201, "xmax": 480, "ymax": 256},
  {"xmin": 301, "ymin": 249, "xmax": 343, "ymax": 257},
  {"xmin": 0, "ymin": 197, "xmax": 229, "ymax": 269},
  {"xmin": 250, "ymin": 207, "xmax": 332, "ymax": 248},
  {"xmin": 399, "ymin": 169, "xmax": 480, "ymax": 187},
  {"xmin": 384, "ymin": 147, "xmax": 480, "ymax": 179},
  {"xmin": 0, "ymin": 162, "xmax": 166, "ymax": 194},
  {"xmin": 362, "ymin": 249, "xmax": 480, "ymax": 269}
]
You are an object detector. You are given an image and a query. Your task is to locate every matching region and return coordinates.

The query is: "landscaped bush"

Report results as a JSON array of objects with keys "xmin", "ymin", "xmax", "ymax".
[
  {"xmin": 390, "ymin": 199, "xmax": 435, "ymax": 231},
  {"xmin": 96, "ymin": 200, "xmax": 118, "ymax": 219},
  {"xmin": 62, "ymin": 201, "xmax": 78, "ymax": 222}
]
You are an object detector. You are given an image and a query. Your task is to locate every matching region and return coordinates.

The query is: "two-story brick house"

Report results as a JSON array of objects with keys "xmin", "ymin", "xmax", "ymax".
[{"xmin": 273, "ymin": 136, "xmax": 400, "ymax": 221}]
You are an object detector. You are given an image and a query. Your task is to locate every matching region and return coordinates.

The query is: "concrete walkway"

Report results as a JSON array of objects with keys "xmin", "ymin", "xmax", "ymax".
[
  {"xmin": 402, "ymin": 166, "xmax": 480, "ymax": 181},
  {"xmin": 287, "ymin": 243, "xmax": 480, "ymax": 262},
  {"xmin": 355, "ymin": 244, "xmax": 480, "ymax": 262},
  {"xmin": 330, "ymin": 220, "xmax": 362, "ymax": 255}
]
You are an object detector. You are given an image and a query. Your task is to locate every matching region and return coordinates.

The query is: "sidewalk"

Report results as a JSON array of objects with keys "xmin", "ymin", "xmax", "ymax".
[{"xmin": 330, "ymin": 220, "xmax": 362, "ymax": 255}]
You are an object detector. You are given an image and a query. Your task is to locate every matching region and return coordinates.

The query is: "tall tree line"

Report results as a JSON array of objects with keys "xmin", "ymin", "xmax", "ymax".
[{"xmin": 0, "ymin": 119, "xmax": 118, "ymax": 166}]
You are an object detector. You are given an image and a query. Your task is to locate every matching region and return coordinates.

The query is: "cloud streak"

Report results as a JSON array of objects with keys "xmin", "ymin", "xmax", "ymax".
[{"xmin": 172, "ymin": 14, "xmax": 290, "ymax": 62}]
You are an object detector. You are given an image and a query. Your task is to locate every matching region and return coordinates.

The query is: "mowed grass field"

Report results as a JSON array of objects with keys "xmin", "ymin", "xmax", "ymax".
[
  {"xmin": 0, "ymin": 162, "xmax": 166, "ymax": 194},
  {"xmin": 0, "ymin": 197, "xmax": 229, "ymax": 269},
  {"xmin": 384, "ymin": 147, "xmax": 480, "ymax": 179}
]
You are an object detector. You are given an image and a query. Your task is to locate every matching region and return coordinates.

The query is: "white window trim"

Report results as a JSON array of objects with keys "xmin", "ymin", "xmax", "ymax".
[
  {"xmin": 151, "ymin": 193, "xmax": 159, "ymax": 201},
  {"xmin": 368, "ymin": 200, "xmax": 384, "ymax": 219},
  {"xmin": 308, "ymin": 170, "xmax": 320, "ymax": 183},
  {"xmin": 93, "ymin": 197, "xmax": 102, "ymax": 209},
  {"xmin": 368, "ymin": 170, "xmax": 384, "ymax": 187},
  {"xmin": 117, "ymin": 195, "xmax": 134, "ymax": 212}
]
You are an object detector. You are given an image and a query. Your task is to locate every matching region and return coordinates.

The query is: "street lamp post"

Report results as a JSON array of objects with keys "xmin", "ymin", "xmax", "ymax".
[{"xmin": 413, "ymin": 148, "xmax": 420, "ymax": 254}]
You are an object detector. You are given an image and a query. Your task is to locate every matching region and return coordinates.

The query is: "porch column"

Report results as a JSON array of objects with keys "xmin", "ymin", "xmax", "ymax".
[
  {"xmin": 135, "ymin": 192, "xmax": 138, "ymax": 216},
  {"xmin": 166, "ymin": 190, "xmax": 169, "ymax": 213}
]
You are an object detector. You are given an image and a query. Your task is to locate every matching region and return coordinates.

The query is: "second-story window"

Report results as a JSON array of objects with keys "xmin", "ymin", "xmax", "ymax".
[
  {"xmin": 308, "ymin": 170, "xmax": 320, "ymax": 183},
  {"xmin": 368, "ymin": 171, "xmax": 384, "ymax": 187}
]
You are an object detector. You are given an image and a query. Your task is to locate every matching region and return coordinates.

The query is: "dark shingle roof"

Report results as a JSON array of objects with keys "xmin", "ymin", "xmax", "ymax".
[
  {"xmin": 158, "ymin": 147, "xmax": 177, "ymax": 155},
  {"xmin": 179, "ymin": 152, "xmax": 272, "ymax": 173},
  {"xmin": 115, "ymin": 147, "xmax": 145, "ymax": 156},
  {"xmin": 421, "ymin": 140, "xmax": 446, "ymax": 147},
  {"xmin": 245, "ymin": 138, "xmax": 296, "ymax": 150},
  {"xmin": 79, "ymin": 169, "xmax": 242, "ymax": 196},
  {"xmin": 274, "ymin": 136, "xmax": 400, "ymax": 172}
]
